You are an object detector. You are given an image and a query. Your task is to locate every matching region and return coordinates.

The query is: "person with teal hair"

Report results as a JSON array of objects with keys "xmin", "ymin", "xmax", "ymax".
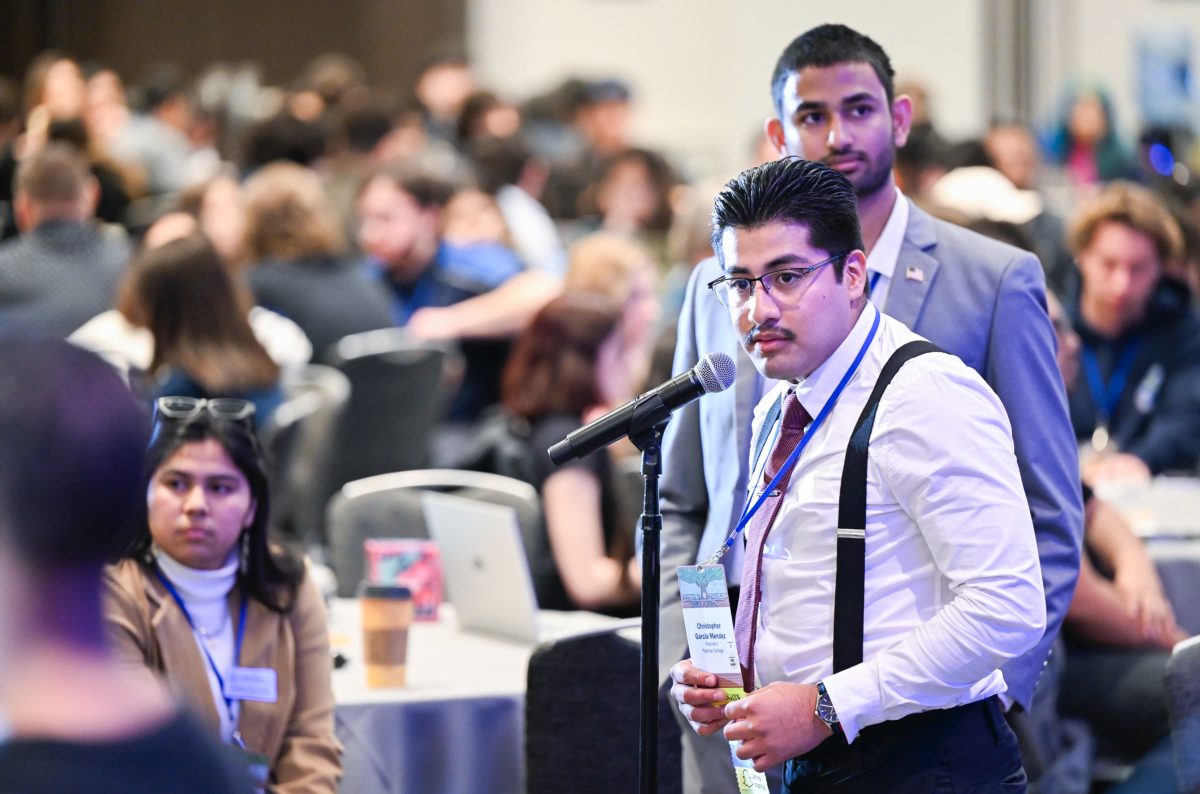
[{"xmin": 1043, "ymin": 82, "xmax": 1139, "ymax": 187}]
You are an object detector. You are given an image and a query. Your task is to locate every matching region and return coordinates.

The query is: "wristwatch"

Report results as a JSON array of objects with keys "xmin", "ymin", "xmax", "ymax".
[{"xmin": 814, "ymin": 681, "xmax": 843, "ymax": 738}]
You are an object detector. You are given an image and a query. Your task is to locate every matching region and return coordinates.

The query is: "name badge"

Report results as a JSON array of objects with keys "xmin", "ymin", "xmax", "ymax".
[
  {"xmin": 227, "ymin": 667, "xmax": 278, "ymax": 703},
  {"xmin": 677, "ymin": 566, "xmax": 742, "ymax": 686},
  {"xmin": 677, "ymin": 566, "xmax": 769, "ymax": 794}
]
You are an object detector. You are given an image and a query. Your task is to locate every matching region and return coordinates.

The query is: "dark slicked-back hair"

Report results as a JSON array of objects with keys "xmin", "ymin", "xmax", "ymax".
[
  {"xmin": 771, "ymin": 24, "xmax": 895, "ymax": 116},
  {"xmin": 711, "ymin": 157, "xmax": 862, "ymax": 277}
]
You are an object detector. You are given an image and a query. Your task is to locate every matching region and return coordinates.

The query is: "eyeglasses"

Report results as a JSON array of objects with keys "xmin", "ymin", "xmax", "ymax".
[
  {"xmin": 154, "ymin": 396, "xmax": 256, "ymax": 423},
  {"xmin": 706, "ymin": 253, "xmax": 846, "ymax": 309}
]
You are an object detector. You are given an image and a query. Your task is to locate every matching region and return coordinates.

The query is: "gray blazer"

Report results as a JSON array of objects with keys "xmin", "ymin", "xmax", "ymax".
[
  {"xmin": 0, "ymin": 221, "xmax": 128, "ymax": 338},
  {"xmin": 659, "ymin": 200, "xmax": 1083, "ymax": 713}
]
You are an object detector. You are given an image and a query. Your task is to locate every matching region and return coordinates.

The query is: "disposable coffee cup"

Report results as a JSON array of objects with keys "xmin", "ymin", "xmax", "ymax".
[{"xmin": 358, "ymin": 583, "xmax": 414, "ymax": 688}]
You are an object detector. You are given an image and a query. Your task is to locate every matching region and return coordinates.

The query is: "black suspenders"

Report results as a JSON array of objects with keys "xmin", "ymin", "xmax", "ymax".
[{"xmin": 833, "ymin": 340, "xmax": 941, "ymax": 673}]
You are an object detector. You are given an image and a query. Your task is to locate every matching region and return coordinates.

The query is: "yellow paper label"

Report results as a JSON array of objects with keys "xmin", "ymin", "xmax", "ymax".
[{"xmin": 734, "ymin": 767, "xmax": 772, "ymax": 794}]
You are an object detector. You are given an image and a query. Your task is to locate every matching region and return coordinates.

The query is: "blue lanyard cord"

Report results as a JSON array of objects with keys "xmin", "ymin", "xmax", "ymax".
[
  {"xmin": 154, "ymin": 568, "xmax": 249, "ymax": 718},
  {"xmin": 713, "ymin": 307, "xmax": 882, "ymax": 561},
  {"xmin": 869, "ymin": 271, "xmax": 882, "ymax": 293},
  {"xmin": 1081, "ymin": 335, "xmax": 1141, "ymax": 422}
]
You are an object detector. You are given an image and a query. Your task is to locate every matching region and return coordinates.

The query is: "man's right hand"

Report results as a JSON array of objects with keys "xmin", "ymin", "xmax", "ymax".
[{"xmin": 669, "ymin": 659, "xmax": 732, "ymax": 736}]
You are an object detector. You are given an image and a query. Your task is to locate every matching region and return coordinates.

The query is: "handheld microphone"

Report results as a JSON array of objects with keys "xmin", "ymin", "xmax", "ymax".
[{"xmin": 548, "ymin": 352, "xmax": 736, "ymax": 464}]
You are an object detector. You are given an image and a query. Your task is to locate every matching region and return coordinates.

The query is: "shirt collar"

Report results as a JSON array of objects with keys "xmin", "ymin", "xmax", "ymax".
[
  {"xmin": 792, "ymin": 301, "xmax": 879, "ymax": 419},
  {"xmin": 864, "ymin": 187, "xmax": 908, "ymax": 278}
]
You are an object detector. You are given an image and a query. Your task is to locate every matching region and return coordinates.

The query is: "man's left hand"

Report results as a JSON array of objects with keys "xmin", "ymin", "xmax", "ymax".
[{"xmin": 723, "ymin": 682, "xmax": 833, "ymax": 772}]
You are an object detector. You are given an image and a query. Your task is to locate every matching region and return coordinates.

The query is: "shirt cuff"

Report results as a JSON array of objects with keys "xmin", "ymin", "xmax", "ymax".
[
  {"xmin": 820, "ymin": 664, "xmax": 879, "ymax": 744},
  {"xmin": 821, "ymin": 663, "xmax": 1010, "ymax": 744}
]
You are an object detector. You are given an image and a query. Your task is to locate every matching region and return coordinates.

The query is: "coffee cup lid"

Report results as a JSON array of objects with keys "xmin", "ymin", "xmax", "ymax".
[{"xmin": 358, "ymin": 582, "xmax": 413, "ymax": 599}]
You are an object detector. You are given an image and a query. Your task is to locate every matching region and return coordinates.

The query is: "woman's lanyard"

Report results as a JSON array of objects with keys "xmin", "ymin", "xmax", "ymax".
[
  {"xmin": 1081, "ymin": 335, "xmax": 1140, "ymax": 442},
  {"xmin": 702, "ymin": 307, "xmax": 881, "ymax": 566},
  {"xmin": 869, "ymin": 271, "xmax": 882, "ymax": 293},
  {"xmin": 155, "ymin": 568, "xmax": 249, "ymax": 747}
]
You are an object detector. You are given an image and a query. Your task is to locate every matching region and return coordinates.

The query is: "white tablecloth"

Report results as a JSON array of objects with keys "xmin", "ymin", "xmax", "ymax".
[{"xmin": 329, "ymin": 600, "xmax": 630, "ymax": 792}]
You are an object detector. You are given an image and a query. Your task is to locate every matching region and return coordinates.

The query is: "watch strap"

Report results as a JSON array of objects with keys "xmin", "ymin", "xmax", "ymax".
[{"xmin": 815, "ymin": 681, "xmax": 844, "ymax": 740}]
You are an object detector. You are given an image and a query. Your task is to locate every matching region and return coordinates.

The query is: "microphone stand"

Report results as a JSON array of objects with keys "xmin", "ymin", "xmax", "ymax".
[{"xmin": 629, "ymin": 416, "xmax": 668, "ymax": 794}]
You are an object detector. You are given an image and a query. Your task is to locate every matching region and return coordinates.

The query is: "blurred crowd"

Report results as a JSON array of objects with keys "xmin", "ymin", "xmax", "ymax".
[
  {"xmin": 2, "ymin": 46, "xmax": 1200, "ymax": 617},
  {"xmin": 0, "ymin": 34, "xmax": 1199, "ymax": 793}
]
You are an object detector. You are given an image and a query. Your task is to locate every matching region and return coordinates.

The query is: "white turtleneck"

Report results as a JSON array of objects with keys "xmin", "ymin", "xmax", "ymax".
[{"xmin": 154, "ymin": 548, "xmax": 241, "ymax": 743}]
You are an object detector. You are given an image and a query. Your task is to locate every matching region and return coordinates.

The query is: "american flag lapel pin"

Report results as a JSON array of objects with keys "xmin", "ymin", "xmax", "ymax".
[{"xmin": 905, "ymin": 265, "xmax": 925, "ymax": 283}]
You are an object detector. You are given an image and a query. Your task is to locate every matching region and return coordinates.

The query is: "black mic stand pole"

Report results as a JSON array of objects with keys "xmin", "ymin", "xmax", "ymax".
[{"xmin": 629, "ymin": 418, "xmax": 668, "ymax": 794}]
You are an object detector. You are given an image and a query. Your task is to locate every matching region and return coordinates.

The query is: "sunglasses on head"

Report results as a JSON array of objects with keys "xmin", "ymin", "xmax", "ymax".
[{"xmin": 154, "ymin": 396, "xmax": 256, "ymax": 423}]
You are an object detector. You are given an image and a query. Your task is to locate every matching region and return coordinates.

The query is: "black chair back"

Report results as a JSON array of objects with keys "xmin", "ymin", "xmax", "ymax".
[
  {"xmin": 525, "ymin": 629, "xmax": 681, "ymax": 794},
  {"xmin": 328, "ymin": 329, "xmax": 462, "ymax": 490}
]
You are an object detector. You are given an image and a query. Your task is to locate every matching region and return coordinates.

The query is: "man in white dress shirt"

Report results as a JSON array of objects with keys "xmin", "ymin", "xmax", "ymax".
[{"xmin": 670, "ymin": 157, "xmax": 1046, "ymax": 791}]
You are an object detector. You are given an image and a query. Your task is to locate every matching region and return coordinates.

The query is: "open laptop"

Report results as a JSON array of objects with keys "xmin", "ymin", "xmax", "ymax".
[{"xmin": 422, "ymin": 491, "xmax": 631, "ymax": 644}]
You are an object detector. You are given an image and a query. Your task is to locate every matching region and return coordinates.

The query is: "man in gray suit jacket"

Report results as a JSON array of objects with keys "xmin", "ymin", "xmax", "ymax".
[
  {"xmin": 0, "ymin": 144, "xmax": 128, "ymax": 338},
  {"xmin": 660, "ymin": 24, "xmax": 1083, "ymax": 792}
]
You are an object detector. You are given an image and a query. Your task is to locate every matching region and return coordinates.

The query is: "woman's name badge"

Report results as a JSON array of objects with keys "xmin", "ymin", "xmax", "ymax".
[
  {"xmin": 677, "ymin": 566, "xmax": 769, "ymax": 794},
  {"xmin": 227, "ymin": 667, "xmax": 278, "ymax": 703}
]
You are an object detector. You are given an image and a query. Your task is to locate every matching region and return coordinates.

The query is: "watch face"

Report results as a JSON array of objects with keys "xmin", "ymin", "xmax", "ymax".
[{"xmin": 817, "ymin": 693, "xmax": 838, "ymax": 724}]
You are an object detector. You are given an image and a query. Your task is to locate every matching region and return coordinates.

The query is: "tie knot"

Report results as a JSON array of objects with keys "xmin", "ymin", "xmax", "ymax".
[{"xmin": 781, "ymin": 392, "xmax": 810, "ymax": 431}]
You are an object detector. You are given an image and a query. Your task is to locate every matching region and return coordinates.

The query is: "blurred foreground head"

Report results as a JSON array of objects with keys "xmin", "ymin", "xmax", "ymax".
[{"xmin": 0, "ymin": 339, "xmax": 147, "ymax": 573}]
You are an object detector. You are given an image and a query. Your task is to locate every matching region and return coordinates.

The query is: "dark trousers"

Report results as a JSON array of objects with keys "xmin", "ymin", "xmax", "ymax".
[{"xmin": 783, "ymin": 697, "xmax": 1027, "ymax": 793}]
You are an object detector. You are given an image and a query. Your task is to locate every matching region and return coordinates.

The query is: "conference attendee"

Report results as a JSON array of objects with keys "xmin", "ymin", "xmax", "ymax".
[
  {"xmin": 564, "ymin": 232, "xmax": 662, "ymax": 400},
  {"xmin": 88, "ymin": 64, "xmax": 199, "ymax": 197},
  {"xmin": 104, "ymin": 396, "xmax": 341, "ymax": 792},
  {"xmin": 500, "ymin": 294, "xmax": 640, "ymax": 615},
  {"xmin": 670, "ymin": 156, "xmax": 1044, "ymax": 789},
  {"xmin": 356, "ymin": 166, "xmax": 522, "ymax": 324},
  {"xmin": 0, "ymin": 339, "xmax": 249, "ymax": 793},
  {"xmin": 242, "ymin": 162, "xmax": 393, "ymax": 363},
  {"xmin": 0, "ymin": 142, "xmax": 128, "ymax": 337},
  {"xmin": 658, "ymin": 23, "xmax": 1082, "ymax": 792},
  {"xmin": 470, "ymin": 134, "xmax": 566, "ymax": 277},
  {"xmin": 0, "ymin": 52, "xmax": 89, "ymax": 240},
  {"xmin": 1064, "ymin": 181, "xmax": 1200, "ymax": 482},
  {"xmin": 983, "ymin": 121, "xmax": 1076, "ymax": 295},
  {"xmin": 123, "ymin": 235, "xmax": 284, "ymax": 425},
  {"xmin": 581, "ymin": 147, "xmax": 679, "ymax": 254},
  {"xmin": 71, "ymin": 212, "xmax": 312, "ymax": 379},
  {"xmin": 357, "ymin": 166, "xmax": 526, "ymax": 421},
  {"xmin": 1043, "ymin": 84, "xmax": 1139, "ymax": 190},
  {"xmin": 1045, "ymin": 290, "xmax": 1182, "ymax": 790}
]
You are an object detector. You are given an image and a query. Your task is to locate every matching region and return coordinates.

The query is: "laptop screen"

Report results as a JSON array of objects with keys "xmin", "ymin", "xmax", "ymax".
[{"xmin": 421, "ymin": 491, "xmax": 541, "ymax": 643}]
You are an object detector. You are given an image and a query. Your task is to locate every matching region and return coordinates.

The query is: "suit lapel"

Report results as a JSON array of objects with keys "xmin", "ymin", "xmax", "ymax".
[
  {"xmin": 234, "ymin": 593, "xmax": 286, "ymax": 759},
  {"xmin": 733, "ymin": 347, "xmax": 759, "ymax": 469},
  {"xmin": 881, "ymin": 202, "xmax": 940, "ymax": 330}
]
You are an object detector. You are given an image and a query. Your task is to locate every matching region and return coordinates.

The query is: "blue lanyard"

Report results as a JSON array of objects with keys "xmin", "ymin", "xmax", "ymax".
[
  {"xmin": 713, "ymin": 307, "xmax": 882, "ymax": 560},
  {"xmin": 1081, "ymin": 335, "xmax": 1141, "ymax": 422},
  {"xmin": 869, "ymin": 271, "xmax": 882, "ymax": 293},
  {"xmin": 155, "ymin": 568, "xmax": 248, "ymax": 721}
]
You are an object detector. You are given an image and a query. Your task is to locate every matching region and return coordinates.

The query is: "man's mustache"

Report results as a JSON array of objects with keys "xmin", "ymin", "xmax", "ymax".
[
  {"xmin": 822, "ymin": 149, "xmax": 866, "ymax": 165},
  {"xmin": 744, "ymin": 325, "xmax": 797, "ymax": 347}
]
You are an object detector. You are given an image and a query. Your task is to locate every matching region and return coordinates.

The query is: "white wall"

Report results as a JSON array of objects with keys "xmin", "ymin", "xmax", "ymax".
[
  {"xmin": 469, "ymin": 0, "xmax": 1200, "ymax": 180},
  {"xmin": 1034, "ymin": 0, "xmax": 1200, "ymax": 139},
  {"xmin": 467, "ymin": 0, "xmax": 985, "ymax": 180}
]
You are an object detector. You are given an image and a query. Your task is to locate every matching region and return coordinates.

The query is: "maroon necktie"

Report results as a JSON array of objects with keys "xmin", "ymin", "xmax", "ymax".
[{"xmin": 734, "ymin": 391, "xmax": 811, "ymax": 691}]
